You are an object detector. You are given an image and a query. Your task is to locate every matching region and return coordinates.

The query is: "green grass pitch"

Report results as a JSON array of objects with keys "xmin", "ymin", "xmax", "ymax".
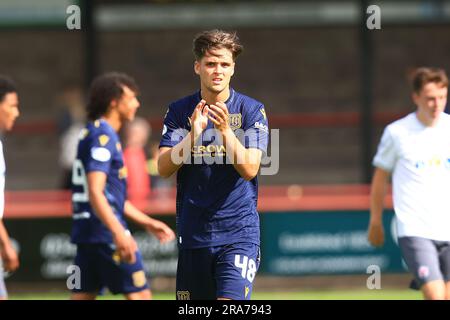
[{"xmin": 9, "ymin": 289, "xmax": 422, "ymax": 300}]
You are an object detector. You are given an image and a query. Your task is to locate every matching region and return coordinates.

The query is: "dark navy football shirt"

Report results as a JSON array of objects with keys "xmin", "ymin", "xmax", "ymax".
[
  {"xmin": 159, "ymin": 88, "xmax": 269, "ymax": 249},
  {"xmin": 71, "ymin": 119, "xmax": 128, "ymax": 244}
]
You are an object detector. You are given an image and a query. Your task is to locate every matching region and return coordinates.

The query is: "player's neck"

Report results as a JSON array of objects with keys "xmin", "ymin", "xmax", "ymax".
[
  {"xmin": 101, "ymin": 113, "xmax": 122, "ymax": 132},
  {"xmin": 415, "ymin": 110, "xmax": 441, "ymax": 127},
  {"xmin": 200, "ymin": 86, "xmax": 230, "ymax": 105}
]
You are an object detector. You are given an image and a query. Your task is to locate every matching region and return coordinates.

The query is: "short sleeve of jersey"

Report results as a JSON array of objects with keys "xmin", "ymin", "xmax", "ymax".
[
  {"xmin": 159, "ymin": 105, "xmax": 185, "ymax": 148},
  {"xmin": 372, "ymin": 126, "xmax": 397, "ymax": 172},
  {"xmin": 82, "ymin": 133, "xmax": 115, "ymax": 174},
  {"xmin": 242, "ymin": 105, "xmax": 269, "ymax": 154}
]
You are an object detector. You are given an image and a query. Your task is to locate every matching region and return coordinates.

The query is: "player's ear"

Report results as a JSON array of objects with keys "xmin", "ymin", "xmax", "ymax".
[
  {"xmin": 412, "ymin": 91, "xmax": 420, "ymax": 106},
  {"xmin": 194, "ymin": 60, "xmax": 200, "ymax": 75},
  {"xmin": 108, "ymin": 99, "xmax": 118, "ymax": 112},
  {"xmin": 230, "ymin": 62, "xmax": 235, "ymax": 77}
]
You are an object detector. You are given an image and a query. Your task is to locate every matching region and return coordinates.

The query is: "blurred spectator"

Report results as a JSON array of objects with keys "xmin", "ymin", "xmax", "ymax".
[
  {"xmin": 123, "ymin": 117, "xmax": 151, "ymax": 204},
  {"xmin": 56, "ymin": 85, "xmax": 85, "ymax": 189}
]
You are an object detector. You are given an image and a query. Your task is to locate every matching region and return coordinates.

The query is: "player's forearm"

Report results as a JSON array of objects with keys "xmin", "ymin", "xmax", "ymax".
[
  {"xmin": 222, "ymin": 128, "xmax": 260, "ymax": 181},
  {"xmin": 158, "ymin": 147, "xmax": 183, "ymax": 178},
  {"xmin": 233, "ymin": 157, "xmax": 260, "ymax": 181},
  {"xmin": 89, "ymin": 191, "xmax": 126, "ymax": 237},
  {"xmin": 370, "ymin": 194, "xmax": 385, "ymax": 225},
  {"xmin": 124, "ymin": 200, "xmax": 152, "ymax": 227},
  {"xmin": 158, "ymin": 131, "xmax": 199, "ymax": 178},
  {"xmin": 0, "ymin": 220, "xmax": 11, "ymax": 250},
  {"xmin": 369, "ymin": 171, "xmax": 388, "ymax": 225}
]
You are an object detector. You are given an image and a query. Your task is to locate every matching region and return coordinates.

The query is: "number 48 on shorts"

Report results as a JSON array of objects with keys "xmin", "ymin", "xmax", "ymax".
[{"xmin": 234, "ymin": 254, "xmax": 257, "ymax": 283}]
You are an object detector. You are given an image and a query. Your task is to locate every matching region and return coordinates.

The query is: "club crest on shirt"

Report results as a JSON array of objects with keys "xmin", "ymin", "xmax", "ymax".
[
  {"xmin": 228, "ymin": 113, "xmax": 242, "ymax": 130},
  {"xmin": 98, "ymin": 134, "xmax": 110, "ymax": 146}
]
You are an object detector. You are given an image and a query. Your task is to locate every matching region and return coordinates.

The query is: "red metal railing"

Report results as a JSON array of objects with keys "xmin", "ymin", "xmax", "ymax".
[{"xmin": 4, "ymin": 184, "xmax": 393, "ymax": 219}]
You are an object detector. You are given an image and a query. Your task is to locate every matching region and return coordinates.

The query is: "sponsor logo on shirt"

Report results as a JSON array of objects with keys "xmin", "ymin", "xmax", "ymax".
[
  {"xmin": 415, "ymin": 156, "xmax": 450, "ymax": 169},
  {"xmin": 191, "ymin": 144, "xmax": 226, "ymax": 157},
  {"xmin": 254, "ymin": 121, "xmax": 268, "ymax": 133},
  {"xmin": 90, "ymin": 147, "xmax": 111, "ymax": 162}
]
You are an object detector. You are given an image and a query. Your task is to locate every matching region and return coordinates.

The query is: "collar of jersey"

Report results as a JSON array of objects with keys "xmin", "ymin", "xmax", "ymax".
[{"xmin": 197, "ymin": 87, "xmax": 235, "ymax": 105}]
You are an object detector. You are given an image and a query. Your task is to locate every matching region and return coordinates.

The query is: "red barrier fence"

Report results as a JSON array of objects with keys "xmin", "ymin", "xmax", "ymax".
[
  {"xmin": 4, "ymin": 184, "xmax": 393, "ymax": 219},
  {"xmin": 10, "ymin": 111, "xmax": 408, "ymax": 134}
]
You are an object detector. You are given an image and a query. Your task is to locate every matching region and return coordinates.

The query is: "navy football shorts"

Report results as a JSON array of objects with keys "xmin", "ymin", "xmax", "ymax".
[
  {"xmin": 72, "ymin": 243, "xmax": 149, "ymax": 295},
  {"xmin": 176, "ymin": 242, "xmax": 260, "ymax": 300}
]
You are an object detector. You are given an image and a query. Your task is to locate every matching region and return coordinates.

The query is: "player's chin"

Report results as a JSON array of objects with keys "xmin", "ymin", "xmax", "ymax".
[
  {"xmin": 5, "ymin": 121, "xmax": 15, "ymax": 131},
  {"xmin": 431, "ymin": 111, "xmax": 442, "ymax": 118},
  {"xmin": 208, "ymin": 84, "xmax": 226, "ymax": 94},
  {"xmin": 127, "ymin": 113, "xmax": 136, "ymax": 122}
]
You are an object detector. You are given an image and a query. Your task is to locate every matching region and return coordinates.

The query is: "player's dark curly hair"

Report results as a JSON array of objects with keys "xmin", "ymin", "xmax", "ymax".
[
  {"xmin": 87, "ymin": 72, "xmax": 139, "ymax": 121},
  {"xmin": 0, "ymin": 75, "xmax": 17, "ymax": 103},
  {"xmin": 409, "ymin": 67, "xmax": 448, "ymax": 94},
  {"xmin": 193, "ymin": 29, "xmax": 243, "ymax": 61}
]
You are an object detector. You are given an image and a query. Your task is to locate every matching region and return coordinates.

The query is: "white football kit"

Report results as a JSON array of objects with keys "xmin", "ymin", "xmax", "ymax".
[{"xmin": 373, "ymin": 112, "xmax": 450, "ymax": 241}]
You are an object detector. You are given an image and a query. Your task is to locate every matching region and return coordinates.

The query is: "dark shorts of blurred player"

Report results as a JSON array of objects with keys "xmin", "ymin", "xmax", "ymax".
[{"xmin": 72, "ymin": 244, "xmax": 149, "ymax": 295}]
